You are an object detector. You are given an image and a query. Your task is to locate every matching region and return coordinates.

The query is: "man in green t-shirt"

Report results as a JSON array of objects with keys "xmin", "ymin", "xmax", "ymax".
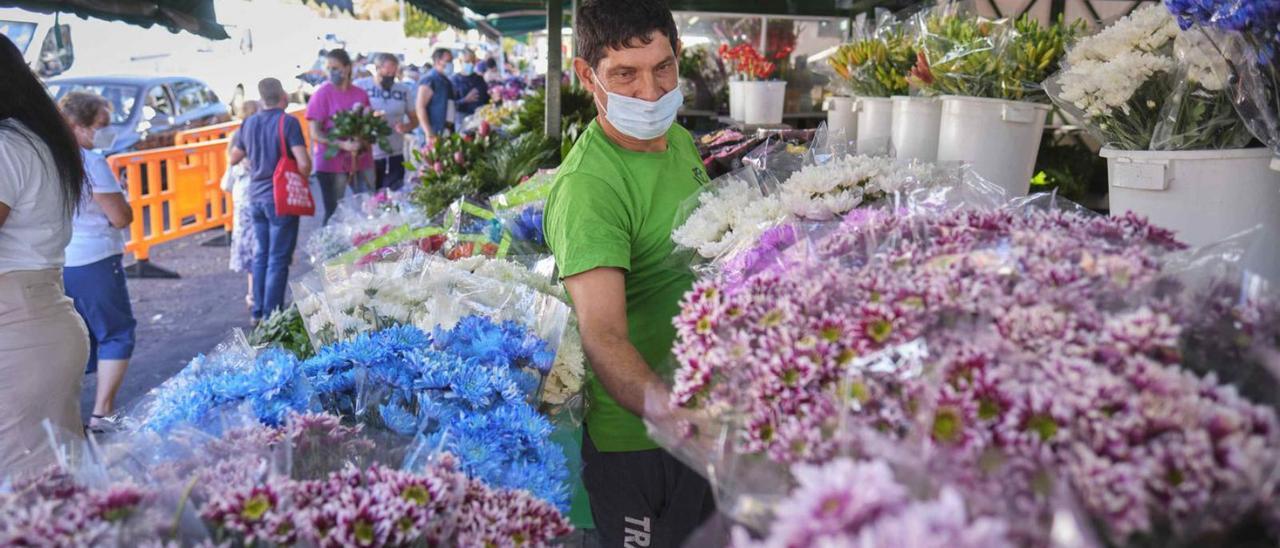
[{"xmin": 543, "ymin": 1, "xmax": 715, "ymax": 545}]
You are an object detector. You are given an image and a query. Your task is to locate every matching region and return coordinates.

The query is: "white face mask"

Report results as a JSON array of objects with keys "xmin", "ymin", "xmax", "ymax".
[
  {"xmin": 592, "ymin": 70, "xmax": 682, "ymax": 141},
  {"xmin": 91, "ymin": 127, "xmax": 116, "ymax": 150}
]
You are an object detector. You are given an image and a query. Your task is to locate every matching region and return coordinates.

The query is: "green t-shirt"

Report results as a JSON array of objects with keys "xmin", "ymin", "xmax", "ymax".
[{"xmin": 544, "ymin": 119, "xmax": 709, "ymax": 452}]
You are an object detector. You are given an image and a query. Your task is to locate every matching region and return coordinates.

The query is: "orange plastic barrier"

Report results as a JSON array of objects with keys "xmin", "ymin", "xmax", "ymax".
[
  {"xmin": 110, "ymin": 109, "xmax": 315, "ymax": 268},
  {"xmin": 108, "ymin": 140, "xmax": 234, "ymax": 262},
  {"xmin": 174, "ymin": 107, "xmax": 310, "ymax": 146}
]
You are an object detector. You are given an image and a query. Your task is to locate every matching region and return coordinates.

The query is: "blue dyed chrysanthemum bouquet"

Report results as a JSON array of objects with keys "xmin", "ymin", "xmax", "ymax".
[{"xmin": 132, "ymin": 315, "xmax": 570, "ymax": 511}]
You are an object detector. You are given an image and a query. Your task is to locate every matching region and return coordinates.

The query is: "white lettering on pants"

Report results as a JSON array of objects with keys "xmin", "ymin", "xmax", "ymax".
[{"xmin": 624, "ymin": 516, "xmax": 652, "ymax": 548}]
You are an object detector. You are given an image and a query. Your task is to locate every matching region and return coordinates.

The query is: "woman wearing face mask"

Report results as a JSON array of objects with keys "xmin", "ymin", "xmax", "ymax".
[
  {"xmin": 0, "ymin": 34, "xmax": 91, "ymax": 476},
  {"xmin": 306, "ymin": 48, "xmax": 374, "ymax": 224},
  {"xmin": 57, "ymin": 91, "xmax": 137, "ymax": 433}
]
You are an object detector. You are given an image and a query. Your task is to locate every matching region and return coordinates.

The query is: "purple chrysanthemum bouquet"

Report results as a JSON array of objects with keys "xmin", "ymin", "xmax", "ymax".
[
  {"xmin": 1165, "ymin": 0, "xmax": 1280, "ymax": 163},
  {"xmin": 661, "ymin": 204, "xmax": 1280, "ymax": 545}
]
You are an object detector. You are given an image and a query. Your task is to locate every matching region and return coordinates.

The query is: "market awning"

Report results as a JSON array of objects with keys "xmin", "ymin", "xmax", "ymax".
[{"xmin": 0, "ymin": 0, "xmax": 228, "ymax": 39}]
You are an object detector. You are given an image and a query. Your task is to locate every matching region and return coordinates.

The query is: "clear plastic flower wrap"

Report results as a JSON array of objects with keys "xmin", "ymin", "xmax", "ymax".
[
  {"xmin": 437, "ymin": 197, "xmax": 507, "ymax": 261},
  {"xmin": 7, "ymin": 411, "xmax": 572, "ymax": 546},
  {"xmin": 907, "ymin": 5, "xmax": 1083, "ymax": 103},
  {"xmin": 827, "ymin": 14, "xmax": 917, "ymax": 98},
  {"xmin": 668, "ymin": 126, "xmax": 978, "ymax": 281},
  {"xmin": 490, "ymin": 173, "xmax": 555, "ymax": 257},
  {"xmin": 647, "ymin": 183, "xmax": 1280, "ymax": 545},
  {"xmin": 1164, "ymin": 0, "xmax": 1280, "ymax": 163},
  {"xmin": 1044, "ymin": 4, "xmax": 1254, "ymax": 151}
]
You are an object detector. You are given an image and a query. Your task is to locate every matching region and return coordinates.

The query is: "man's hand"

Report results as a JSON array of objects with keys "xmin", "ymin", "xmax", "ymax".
[
  {"xmin": 564, "ymin": 267, "xmax": 666, "ymax": 419},
  {"xmin": 464, "ymin": 88, "xmax": 481, "ymax": 103},
  {"xmin": 394, "ymin": 122, "xmax": 411, "ymax": 134}
]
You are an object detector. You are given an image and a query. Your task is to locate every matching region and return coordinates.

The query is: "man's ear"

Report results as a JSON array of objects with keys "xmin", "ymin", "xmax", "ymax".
[
  {"xmin": 573, "ymin": 58, "xmax": 597, "ymax": 95},
  {"xmin": 674, "ymin": 38, "xmax": 683, "ymax": 58}
]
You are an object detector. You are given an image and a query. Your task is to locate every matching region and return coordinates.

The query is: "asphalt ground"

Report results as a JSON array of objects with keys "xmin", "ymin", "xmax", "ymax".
[{"xmin": 78, "ymin": 208, "xmax": 322, "ymax": 422}]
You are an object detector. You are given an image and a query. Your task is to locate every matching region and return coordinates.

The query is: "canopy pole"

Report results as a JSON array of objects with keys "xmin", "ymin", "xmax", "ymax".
[
  {"xmin": 546, "ymin": 0, "xmax": 563, "ymax": 146},
  {"xmin": 569, "ymin": 0, "xmax": 579, "ymax": 87}
]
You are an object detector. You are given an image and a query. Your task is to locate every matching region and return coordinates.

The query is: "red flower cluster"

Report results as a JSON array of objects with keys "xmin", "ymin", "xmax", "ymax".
[{"xmin": 718, "ymin": 43, "xmax": 778, "ymax": 80}]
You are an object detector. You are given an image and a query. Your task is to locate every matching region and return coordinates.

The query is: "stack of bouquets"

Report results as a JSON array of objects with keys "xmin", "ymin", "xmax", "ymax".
[
  {"xmin": 905, "ymin": 7, "xmax": 1082, "ymax": 102},
  {"xmin": 127, "ymin": 305, "xmax": 572, "ymax": 510},
  {"xmin": 303, "ymin": 190, "xmax": 429, "ymax": 266},
  {"xmin": 490, "ymin": 171, "xmax": 556, "ymax": 255},
  {"xmin": 657, "ymin": 191, "xmax": 1280, "ymax": 544},
  {"xmin": 293, "ymin": 253, "xmax": 585, "ymax": 413},
  {"xmin": 1045, "ymin": 4, "xmax": 1254, "ymax": 150},
  {"xmin": 1164, "ymin": 0, "xmax": 1280, "ymax": 160},
  {"xmin": 0, "ymin": 412, "xmax": 572, "ymax": 546},
  {"xmin": 670, "ymin": 144, "xmax": 950, "ymax": 276},
  {"xmin": 438, "ymin": 198, "xmax": 506, "ymax": 261}
]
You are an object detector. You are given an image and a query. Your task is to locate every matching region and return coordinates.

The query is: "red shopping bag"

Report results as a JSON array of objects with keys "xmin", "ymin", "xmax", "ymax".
[{"xmin": 273, "ymin": 115, "xmax": 315, "ymax": 217}]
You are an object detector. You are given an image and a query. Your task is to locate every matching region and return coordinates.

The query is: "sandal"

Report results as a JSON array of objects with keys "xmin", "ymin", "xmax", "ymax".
[{"xmin": 88, "ymin": 414, "xmax": 123, "ymax": 435}]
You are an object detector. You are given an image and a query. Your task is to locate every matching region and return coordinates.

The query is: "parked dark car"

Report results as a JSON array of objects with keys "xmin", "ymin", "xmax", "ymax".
[{"xmin": 45, "ymin": 75, "xmax": 231, "ymax": 155}]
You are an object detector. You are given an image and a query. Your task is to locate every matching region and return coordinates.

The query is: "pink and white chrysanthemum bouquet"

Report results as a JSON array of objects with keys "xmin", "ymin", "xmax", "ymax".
[
  {"xmin": 666, "ymin": 207, "xmax": 1280, "ymax": 545},
  {"xmin": 1, "ymin": 412, "xmax": 571, "ymax": 547}
]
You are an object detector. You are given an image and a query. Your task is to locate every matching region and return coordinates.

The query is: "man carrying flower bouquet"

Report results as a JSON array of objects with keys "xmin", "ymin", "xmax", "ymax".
[{"xmin": 544, "ymin": 1, "xmax": 716, "ymax": 546}]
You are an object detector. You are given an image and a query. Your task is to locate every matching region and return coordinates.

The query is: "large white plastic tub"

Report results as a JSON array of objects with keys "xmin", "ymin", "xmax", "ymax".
[
  {"xmin": 825, "ymin": 96, "xmax": 858, "ymax": 146},
  {"xmin": 729, "ymin": 80, "xmax": 746, "ymax": 122},
  {"xmin": 743, "ymin": 81, "xmax": 787, "ymax": 125},
  {"xmin": 890, "ymin": 96, "xmax": 942, "ymax": 161},
  {"xmin": 936, "ymin": 95, "xmax": 1050, "ymax": 196},
  {"xmin": 1101, "ymin": 147, "xmax": 1280, "ymax": 247},
  {"xmin": 855, "ymin": 97, "xmax": 893, "ymax": 156}
]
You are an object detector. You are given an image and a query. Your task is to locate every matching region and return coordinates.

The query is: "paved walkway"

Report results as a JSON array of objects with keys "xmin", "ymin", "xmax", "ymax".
[{"xmin": 80, "ymin": 214, "xmax": 320, "ymax": 421}]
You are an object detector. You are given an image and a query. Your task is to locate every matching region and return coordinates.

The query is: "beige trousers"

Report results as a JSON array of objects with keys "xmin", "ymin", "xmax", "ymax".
[{"xmin": 0, "ymin": 268, "xmax": 88, "ymax": 477}]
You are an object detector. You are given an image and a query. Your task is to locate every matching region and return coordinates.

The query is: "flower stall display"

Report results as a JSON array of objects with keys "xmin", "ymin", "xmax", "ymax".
[
  {"xmin": 902, "ymin": 10, "xmax": 1084, "ymax": 195},
  {"xmin": 323, "ymin": 103, "xmax": 392, "ymax": 161},
  {"xmin": 1046, "ymin": 4, "xmax": 1280, "ymax": 249},
  {"xmin": 658, "ymin": 197, "xmax": 1280, "ymax": 544},
  {"xmin": 1165, "ymin": 0, "xmax": 1280, "ymax": 167},
  {"xmin": 1, "ymin": 413, "xmax": 572, "ymax": 546},
  {"xmin": 409, "ymin": 130, "xmax": 494, "ymax": 215}
]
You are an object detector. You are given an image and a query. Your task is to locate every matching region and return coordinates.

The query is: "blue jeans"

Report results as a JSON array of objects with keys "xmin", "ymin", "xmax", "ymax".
[{"xmin": 250, "ymin": 201, "xmax": 300, "ymax": 320}]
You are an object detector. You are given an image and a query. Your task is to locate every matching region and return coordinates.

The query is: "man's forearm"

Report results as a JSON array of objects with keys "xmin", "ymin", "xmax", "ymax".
[{"xmin": 581, "ymin": 331, "xmax": 667, "ymax": 418}]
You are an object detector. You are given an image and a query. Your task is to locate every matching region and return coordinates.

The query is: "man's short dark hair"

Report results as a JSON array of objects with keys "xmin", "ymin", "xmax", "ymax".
[
  {"xmin": 376, "ymin": 52, "xmax": 399, "ymax": 66},
  {"xmin": 325, "ymin": 48, "xmax": 352, "ymax": 66},
  {"xmin": 258, "ymin": 78, "xmax": 286, "ymax": 107},
  {"xmin": 432, "ymin": 48, "xmax": 452, "ymax": 62},
  {"xmin": 576, "ymin": 0, "xmax": 678, "ymax": 69}
]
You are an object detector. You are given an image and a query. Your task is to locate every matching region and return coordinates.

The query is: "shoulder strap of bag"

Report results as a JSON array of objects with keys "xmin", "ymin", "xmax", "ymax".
[{"xmin": 277, "ymin": 114, "xmax": 290, "ymax": 161}]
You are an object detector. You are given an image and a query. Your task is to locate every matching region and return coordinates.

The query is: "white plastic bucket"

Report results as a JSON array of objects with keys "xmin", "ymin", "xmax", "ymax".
[
  {"xmin": 824, "ymin": 96, "xmax": 858, "ymax": 146},
  {"xmin": 890, "ymin": 96, "xmax": 942, "ymax": 161},
  {"xmin": 1101, "ymin": 147, "xmax": 1280, "ymax": 247},
  {"xmin": 855, "ymin": 97, "xmax": 893, "ymax": 156},
  {"xmin": 743, "ymin": 81, "xmax": 787, "ymax": 125},
  {"xmin": 936, "ymin": 95, "xmax": 1050, "ymax": 196},
  {"xmin": 729, "ymin": 80, "xmax": 746, "ymax": 122}
]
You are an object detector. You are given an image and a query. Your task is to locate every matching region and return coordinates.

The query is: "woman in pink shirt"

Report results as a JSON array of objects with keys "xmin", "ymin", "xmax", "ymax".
[{"xmin": 306, "ymin": 49, "xmax": 374, "ymax": 224}]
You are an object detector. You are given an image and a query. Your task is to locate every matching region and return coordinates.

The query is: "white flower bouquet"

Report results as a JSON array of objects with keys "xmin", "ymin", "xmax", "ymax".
[
  {"xmin": 672, "ymin": 155, "xmax": 947, "ymax": 263},
  {"xmin": 1045, "ymin": 4, "xmax": 1254, "ymax": 150}
]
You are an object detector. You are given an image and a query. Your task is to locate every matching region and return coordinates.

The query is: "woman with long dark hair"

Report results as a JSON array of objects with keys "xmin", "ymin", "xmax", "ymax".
[{"xmin": 0, "ymin": 34, "xmax": 91, "ymax": 475}]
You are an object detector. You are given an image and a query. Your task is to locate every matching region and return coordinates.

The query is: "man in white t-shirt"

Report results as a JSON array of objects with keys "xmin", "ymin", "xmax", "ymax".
[{"xmin": 356, "ymin": 53, "xmax": 416, "ymax": 191}]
